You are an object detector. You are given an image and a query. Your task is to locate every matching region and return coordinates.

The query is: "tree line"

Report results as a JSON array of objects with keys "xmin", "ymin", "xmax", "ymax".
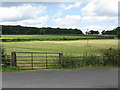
[
  {"xmin": 86, "ymin": 27, "xmax": 120, "ymax": 35},
  {"xmin": 1, "ymin": 25, "xmax": 120, "ymax": 35},
  {"xmin": 101, "ymin": 27, "xmax": 120, "ymax": 35},
  {"xmin": 2, "ymin": 25, "xmax": 83, "ymax": 35}
]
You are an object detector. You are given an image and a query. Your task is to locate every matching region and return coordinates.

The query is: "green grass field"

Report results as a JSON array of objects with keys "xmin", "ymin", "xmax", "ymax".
[
  {"xmin": 3, "ymin": 39, "xmax": 118, "ymax": 56},
  {"xmin": 2, "ymin": 35, "xmax": 98, "ymax": 39}
]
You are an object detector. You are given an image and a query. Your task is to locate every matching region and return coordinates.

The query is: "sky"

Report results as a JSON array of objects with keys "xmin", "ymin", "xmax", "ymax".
[{"xmin": 0, "ymin": 0, "xmax": 119, "ymax": 33}]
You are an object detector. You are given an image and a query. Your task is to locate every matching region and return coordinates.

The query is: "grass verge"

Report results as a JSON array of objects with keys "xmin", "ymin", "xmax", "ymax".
[
  {"xmin": 1, "ymin": 65, "xmax": 118, "ymax": 72},
  {"xmin": 2, "ymin": 66, "xmax": 21, "ymax": 72}
]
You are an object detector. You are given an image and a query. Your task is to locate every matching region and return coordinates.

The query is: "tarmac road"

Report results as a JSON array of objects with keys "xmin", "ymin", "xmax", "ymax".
[{"xmin": 2, "ymin": 68, "xmax": 118, "ymax": 88}]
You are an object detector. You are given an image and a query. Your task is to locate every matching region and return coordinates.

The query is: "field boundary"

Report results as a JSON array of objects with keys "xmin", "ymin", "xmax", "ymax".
[{"xmin": 1, "ymin": 35, "xmax": 115, "ymax": 42}]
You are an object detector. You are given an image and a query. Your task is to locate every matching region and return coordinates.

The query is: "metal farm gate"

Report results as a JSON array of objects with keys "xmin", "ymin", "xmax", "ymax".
[{"xmin": 11, "ymin": 52, "xmax": 63, "ymax": 70}]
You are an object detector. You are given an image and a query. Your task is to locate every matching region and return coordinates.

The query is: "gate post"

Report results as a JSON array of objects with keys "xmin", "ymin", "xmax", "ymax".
[
  {"xmin": 31, "ymin": 52, "xmax": 33, "ymax": 70},
  {"xmin": 11, "ymin": 52, "xmax": 16, "ymax": 66},
  {"xmin": 59, "ymin": 53, "xmax": 63, "ymax": 64},
  {"xmin": 46, "ymin": 53, "xmax": 48, "ymax": 69}
]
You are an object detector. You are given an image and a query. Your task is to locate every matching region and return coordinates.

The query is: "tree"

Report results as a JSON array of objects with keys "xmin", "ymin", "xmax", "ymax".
[
  {"xmin": 101, "ymin": 27, "xmax": 120, "ymax": 35},
  {"xmin": 95, "ymin": 31, "xmax": 99, "ymax": 35},
  {"xmin": 88, "ymin": 30, "xmax": 99, "ymax": 35},
  {"xmin": 117, "ymin": 32, "xmax": 120, "ymax": 39},
  {"xmin": 101, "ymin": 30, "xmax": 106, "ymax": 35}
]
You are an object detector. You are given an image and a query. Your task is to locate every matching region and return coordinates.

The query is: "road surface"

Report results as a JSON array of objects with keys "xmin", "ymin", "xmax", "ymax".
[{"xmin": 2, "ymin": 68, "xmax": 118, "ymax": 88}]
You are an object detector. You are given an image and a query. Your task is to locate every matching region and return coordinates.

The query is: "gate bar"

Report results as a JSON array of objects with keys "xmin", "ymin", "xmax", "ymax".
[{"xmin": 16, "ymin": 52, "xmax": 60, "ymax": 54}]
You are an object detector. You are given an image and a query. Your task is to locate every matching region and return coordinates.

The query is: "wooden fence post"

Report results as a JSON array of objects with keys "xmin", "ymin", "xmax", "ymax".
[
  {"xmin": 46, "ymin": 53, "xmax": 48, "ymax": 69},
  {"xmin": 11, "ymin": 52, "xmax": 16, "ymax": 66},
  {"xmin": 31, "ymin": 53, "xmax": 33, "ymax": 70},
  {"xmin": 59, "ymin": 53, "xmax": 63, "ymax": 64}
]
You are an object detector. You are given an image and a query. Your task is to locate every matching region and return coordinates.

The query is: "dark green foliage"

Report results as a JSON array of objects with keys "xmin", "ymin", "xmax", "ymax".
[
  {"xmin": 54, "ymin": 48, "xmax": 120, "ymax": 69},
  {"xmin": 61, "ymin": 57, "xmax": 79, "ymax": 68},
  {"xmin": 80, "ymin": 56, "xmax": 103, "ymax": 67},
  {"xmin": 101, "ymin": 27, "xmax": 120, "ymax": 35},
  {"xmin": 87, "ymin": 30, "xmax": 99, "ymax": 35},
  {"xmin": 2, "ymin": 25, "xmax": 83, "ymax": 35},
  {"xmin": 51, "ymin": 56, "xmax": 81, "ymax": 69},
  {"xmin": 117, "ymin": 32, "xmax": 120, "ymax": 39},
  {"xmin": 60, "ymin": 56, "xmax": 104, "ymax": 69},
  {"xmin": 101, "ymin": 30, "xmax": 106, "ymax": 35},
  {"xmin": 2, "ymin": 66, "xmax": 20, "ymax": 72},
  {"xmin": 101, "ymin": 30, "xmax": 115, "ymax": 35},
  {"xmin": 101, "ymin": 48, "xmax": 120, "ymax": 66}
]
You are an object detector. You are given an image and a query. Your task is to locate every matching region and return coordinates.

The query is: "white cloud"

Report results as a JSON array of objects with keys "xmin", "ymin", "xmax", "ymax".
[
  {"xmin": 0, "ymin": 15, "xmax": 49, "ymax": 27},
  {"xmin": 81, "ymin": 0, "xmax": 118, "ymax": 23},
  {"xmin": 0, "ymin": 4, "xmax": 46, "ymax": 21},
  {"xmin": 59, "ymin": 2, "xmax": 82, "ymax": 10},
  {"xmin": 53, "ymin": 15, "xmax": 81, "ymax": 26},
  {"xmin": 1, "ymin": 0, "xmax": 77, "ymax": 2},
  {"xmin": 82, "ymin": 0, "xmax": 118, "ymax": 17},
  {"xmin": 20, "ymin": 15, "xmax": 48, "ymax": 25},
  {"xmin": 82, "ymin": 16, "xmax": 118, "ymax": 23}
]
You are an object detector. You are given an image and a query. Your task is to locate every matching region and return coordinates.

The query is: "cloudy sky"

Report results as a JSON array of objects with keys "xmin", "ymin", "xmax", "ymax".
[{"xmin": 0, "ymin": 0, "xmax": 119, "ymax": 33}]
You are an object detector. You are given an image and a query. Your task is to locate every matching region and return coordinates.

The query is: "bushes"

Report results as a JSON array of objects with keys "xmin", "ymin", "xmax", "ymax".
[
  {"xmin": 2, "ymin": 66, "xmax": 20, "ymax": 72},
  {"xmin": 101, "ymin": 48, "xmax": 120, "ymax": 66},
  {"xmin": 61, "ymin": 57, "xmax": 80, "ymax": 68},
  {"xmin": 117, "ymin": 32, "xmax": 120, "ymax": 39},
  {"xmin": 54, "ymin": 48, "xmax": 120, "ymax": 69},
  {"xmin": 59, "ymin": 56, "xmax": 103, "ymax": 69},
  {"xmin": 80, "ymin": 56, "xmax": 103, "ymax": 67}
]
